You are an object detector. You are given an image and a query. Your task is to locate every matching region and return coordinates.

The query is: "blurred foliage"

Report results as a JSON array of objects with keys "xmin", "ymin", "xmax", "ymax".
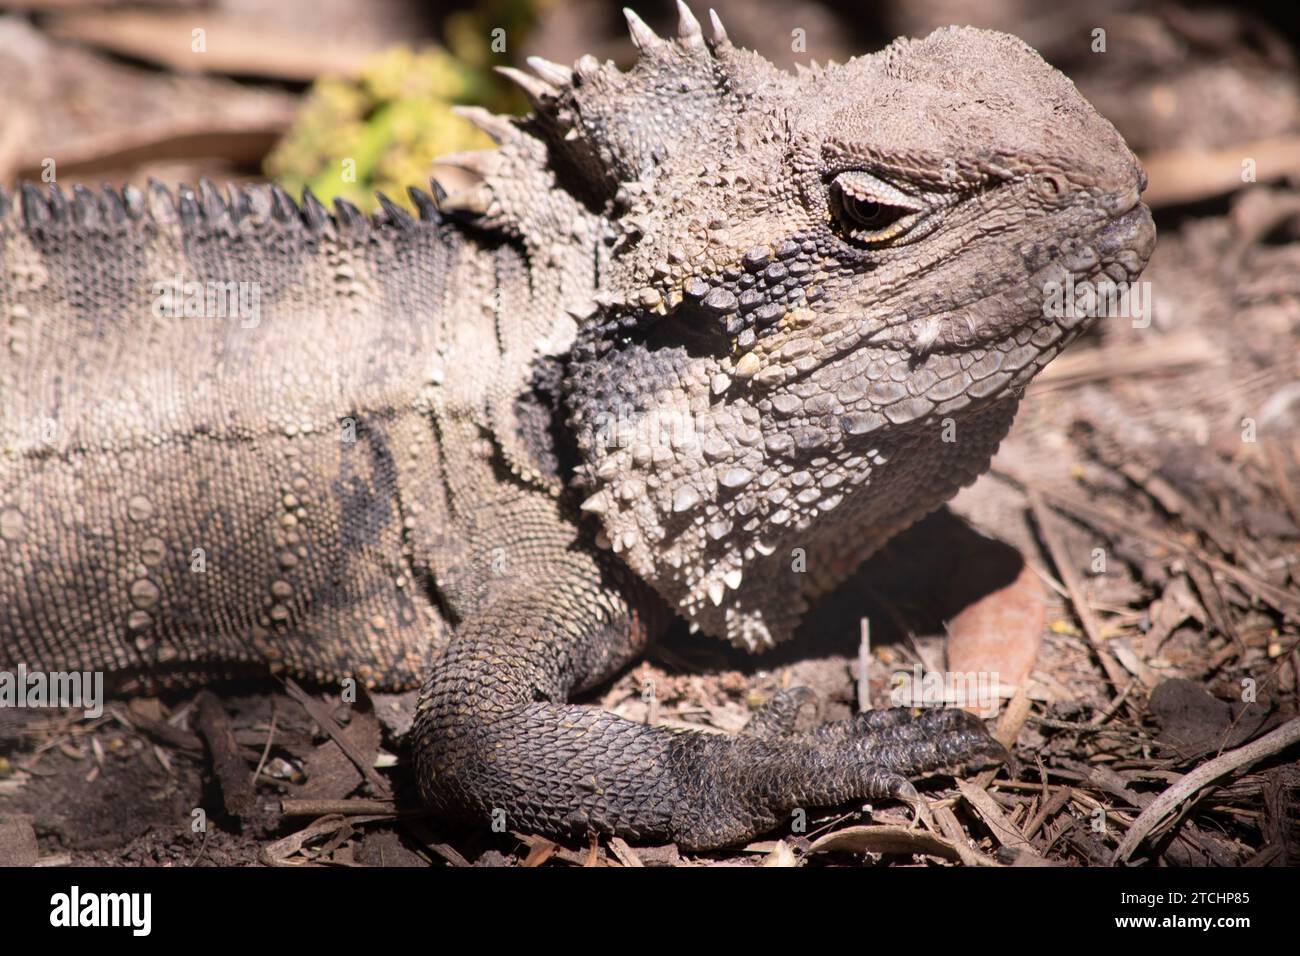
[
  {"xmin": 266, "ymin": 0, "xmax": 546, "ymax": 212},
  {"xmin": 444, "ymin": 0, "xmax": 544, "ymax": 70}
]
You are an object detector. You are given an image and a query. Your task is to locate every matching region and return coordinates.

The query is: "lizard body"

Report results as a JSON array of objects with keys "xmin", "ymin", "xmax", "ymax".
[{"xmin": 0, "ymin": 6, "xmax": 1154, "ymax": 848}]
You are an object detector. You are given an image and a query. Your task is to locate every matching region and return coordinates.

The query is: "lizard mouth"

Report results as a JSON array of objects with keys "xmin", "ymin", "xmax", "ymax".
[
  {"xmin": 1095, "ymin": 202, "xmax": 1156, "ymax": 279},
  {"xmin": 1026, "ymin": 200, "xmax": 1156, "ymax": 343}
]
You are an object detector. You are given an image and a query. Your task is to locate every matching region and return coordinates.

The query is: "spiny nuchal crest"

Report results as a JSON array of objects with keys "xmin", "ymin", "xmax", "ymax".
[{"xmin": 450, "ymin": 3, "xmax": 1155, "ymax": 650}]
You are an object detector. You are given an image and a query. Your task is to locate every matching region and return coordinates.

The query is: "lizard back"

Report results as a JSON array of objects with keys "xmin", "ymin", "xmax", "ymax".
[{"xmin": 0, "ymin": 183, "xmax": 476, "ymax": 688}]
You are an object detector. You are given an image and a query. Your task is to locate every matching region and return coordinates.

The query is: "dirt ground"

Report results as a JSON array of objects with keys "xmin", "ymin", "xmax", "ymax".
[{"xmin": 1, "ymin": 0, "xmax": 1298, "ymax": 866}]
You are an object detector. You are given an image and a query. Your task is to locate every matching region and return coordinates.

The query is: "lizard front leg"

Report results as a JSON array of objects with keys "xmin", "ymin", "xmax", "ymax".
[{"xmin": 410, "ymin": 552, "xmax": 1007, "ymax": 851}]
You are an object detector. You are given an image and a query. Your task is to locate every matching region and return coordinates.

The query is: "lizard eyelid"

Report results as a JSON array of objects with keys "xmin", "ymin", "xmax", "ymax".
[{"xmin": 829, "ymin": 170, "xmax": 928, "ymax": 247}]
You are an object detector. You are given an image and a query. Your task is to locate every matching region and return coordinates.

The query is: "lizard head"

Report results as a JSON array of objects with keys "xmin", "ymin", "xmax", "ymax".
[{"xmin": 465, "ymin": 6, "xmax": 1156, "ymax": 649}]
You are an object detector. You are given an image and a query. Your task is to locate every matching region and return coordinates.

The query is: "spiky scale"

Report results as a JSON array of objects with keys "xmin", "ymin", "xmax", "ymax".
[
  {"xmin": 623, "ymin": 7, "xmax": 662, "ymax": 50},
  {"xmin": 147, "ymin": 179, "xmax": 178, "ymax": 225},
  {"xmin": 438, "ymin": 183, "xmax": 491, "ymax": 217},
  {"xmin": 227, "ymin": 184, "xmax": 252, "ymax": 223},
  {"xmin": 300, "ymin": 187, "xmax": 330, "ymax": 231},
  {"xmin": 495, "ymin": 65, "xmax": 556, "ymax": 105},
  {"xmin": 438, "ymin": 149, "xmax": 496, "ymax": 178},
  {"xmin": 71, "ymin": 185, "xmax": 100, "ymax": 229},
  {"xmin": 200, "ymin": 181, "xmax": 228, "ymax": 226},
  {"xmin": 408, "ymin": 188, "xmax": 441, "ymax": 222},
  {"xmin": 526, "ymin": 55, "xmax": 573, "ymax": 87},
  {"xmin": 269, "ymin": 184, "xmax": 297, "ymax": 223},
  {"xmin": 452, "ymin": 105, "xmax": 515, "ymax": 144},
  {"xmin": 20, "ymin": 182, "xmax": 48, "ymax": 226},
  {"xmin": 375, "ymin": 192, "xmax": 414, "ymax": 230},
  {"xmin": 121, "ymin": 184, "xmax": 145, "ymax": 220},
  {"xmin": 333, "ymin": 197, "xmax": 367, "ymax": 234},
  {"xmin": 676, "ymin": 1, "xmax": 704, "ymax": 48},
  {"xmin": 179, "ymin": 188, "xmax": 203, "ymax": 227},
  {"xmin": 46, "ymin": 184, "xmax": 69, "ymax": 223},
  {"xmin": 708, "ymin": 7, "xmax": 729, "ymax": 46}
]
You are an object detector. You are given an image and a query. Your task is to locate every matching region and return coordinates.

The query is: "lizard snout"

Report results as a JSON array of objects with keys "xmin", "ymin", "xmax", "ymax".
[{"xmin": 1097, "ymin": 202, "xmax": 1156, "ymax": 277}]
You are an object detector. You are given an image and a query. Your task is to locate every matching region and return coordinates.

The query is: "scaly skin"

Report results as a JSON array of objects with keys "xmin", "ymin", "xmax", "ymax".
[{"xmin": 1, "ymin": 6, "xmax": 1154, "ymax": 849}]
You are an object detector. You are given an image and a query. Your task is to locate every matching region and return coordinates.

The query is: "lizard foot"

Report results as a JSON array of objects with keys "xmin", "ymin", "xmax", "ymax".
[{"xmin": 667, "ymin": 703, "xmax": 1010, "ymax": 848}]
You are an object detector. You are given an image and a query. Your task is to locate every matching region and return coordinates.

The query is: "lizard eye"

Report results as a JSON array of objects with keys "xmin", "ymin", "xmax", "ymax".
[{"xmin": 829, "ymin": 170, "xmax": 927, "ymax": 247}]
